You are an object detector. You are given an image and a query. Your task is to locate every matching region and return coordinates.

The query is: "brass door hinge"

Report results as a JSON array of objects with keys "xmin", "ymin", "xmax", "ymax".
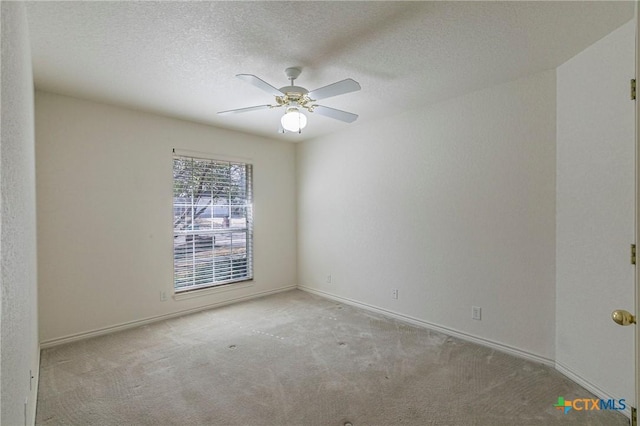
[
  {"xmin": 632, "ymin": 244, "xmax": 636, "ymax": 265},
  {"xmin": 631, "ymin": 406, "xmax": 637, "ymax": 426},
  {"xmin": 632, "ymin": 79, "xmax": 636, "ymax": 100}
]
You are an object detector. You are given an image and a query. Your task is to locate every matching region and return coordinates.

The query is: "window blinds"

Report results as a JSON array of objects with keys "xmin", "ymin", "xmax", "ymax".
[{"xmin": 172, "ymin": 155, "xmax": 253, "ymax": 292}]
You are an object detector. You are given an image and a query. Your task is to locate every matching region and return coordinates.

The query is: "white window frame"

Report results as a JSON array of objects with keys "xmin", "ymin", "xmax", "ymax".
[{"xmin": 172, "ymin": 150, "xmax": 253, "ymax": 293}]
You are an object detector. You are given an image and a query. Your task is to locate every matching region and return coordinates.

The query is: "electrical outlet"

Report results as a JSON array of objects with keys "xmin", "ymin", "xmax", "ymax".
[
  {"xmin": 472, "ymin": 306, "xmax": 482, "ymax": 320},
  {"xmin": 392, "ymin": 289, "xmax": 399, "ymax": 299},
  {"xmin": 326, "ymin": 275, "xmax": 332, "ymax": 284},
  {"xmin": 160, "ymin": 291, "xmax": 168, "ymax": 302}
]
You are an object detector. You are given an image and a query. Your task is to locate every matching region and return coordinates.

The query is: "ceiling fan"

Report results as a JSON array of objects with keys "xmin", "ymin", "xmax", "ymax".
[{"xmin": 218, "ymin": 67, "xmax": 361, "ymax": 133}]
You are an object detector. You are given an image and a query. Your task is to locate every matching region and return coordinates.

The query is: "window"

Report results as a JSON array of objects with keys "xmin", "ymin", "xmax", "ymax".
[{"xmin": 173, "ymin": 154, "xmax": 253, "ymax": 292}]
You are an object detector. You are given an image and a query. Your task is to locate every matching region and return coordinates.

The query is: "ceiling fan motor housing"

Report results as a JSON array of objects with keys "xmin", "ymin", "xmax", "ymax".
[
  {"xmin": 279, "ymin": 67, "xmax": 313, "ymax": 107},
  {"xmin": 276, "ymin": 86, "xmax": 314, "ymax": 110},
  {"xmin": 279, "ymin": 86, "xmax": 308, "ymax": 96}
]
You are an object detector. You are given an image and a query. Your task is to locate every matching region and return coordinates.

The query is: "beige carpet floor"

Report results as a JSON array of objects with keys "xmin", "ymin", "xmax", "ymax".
[{"xmin": 36, "ymin": 290, "xmax": 629, "ymax": 425}]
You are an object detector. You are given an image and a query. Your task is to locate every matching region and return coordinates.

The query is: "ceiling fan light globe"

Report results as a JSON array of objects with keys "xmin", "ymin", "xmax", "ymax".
[{"xmin": 281, "ymin": 110, "xmax": 307, "ymax": 132}]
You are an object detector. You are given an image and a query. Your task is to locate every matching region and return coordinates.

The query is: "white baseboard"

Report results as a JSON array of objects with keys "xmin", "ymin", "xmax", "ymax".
[
  {"xmin": 555, "ymin": 361, "xmax": 631, "ymax": 418},
  {"xmin": 30, "ymin": 344, "xmax": 40, "ymax": 425},
  {"xmin": 298, "ymin": 285, "xmax": 555, "ymax": 367},
  {"xmin": 40, "ymin": 285, "xmax": 297, "ymax": 349}
]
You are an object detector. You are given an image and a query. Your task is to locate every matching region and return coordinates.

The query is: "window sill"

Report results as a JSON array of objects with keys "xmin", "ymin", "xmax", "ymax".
[{"xmin": 173, "ymin": 280, "xmax": 254, "ymax": 301}]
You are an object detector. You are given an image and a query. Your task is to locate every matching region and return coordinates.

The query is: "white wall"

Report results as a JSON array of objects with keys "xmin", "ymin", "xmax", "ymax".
[
  {"xmin": 556, "ymin": 20, "xmax": 635, "ymax": 401},
  {"xmin": 1, "ymin": 2, "xmax": 40, "ymax": 425},
  {"xmin": 35, "ymin": 92, "xmax": 297, "ymax": 344},
  {"xmin": 297, "ymin": 70, "xmax": 557, "ymax": 361}
]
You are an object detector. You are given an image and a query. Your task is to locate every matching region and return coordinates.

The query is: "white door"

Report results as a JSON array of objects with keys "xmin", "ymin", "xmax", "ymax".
[
  {"xmin": 635, "ymin": 5, "xmax": 640, "ymax": 422},
  {"xmin": 556, "ymin": 12, "xmax": 636, "ymax": 421}
]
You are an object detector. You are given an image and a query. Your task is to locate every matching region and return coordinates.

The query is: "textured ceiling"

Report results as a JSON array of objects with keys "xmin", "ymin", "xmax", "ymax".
[{"xmin": 26, "ymin": 1, "xmax": 634, "ymax": 142}]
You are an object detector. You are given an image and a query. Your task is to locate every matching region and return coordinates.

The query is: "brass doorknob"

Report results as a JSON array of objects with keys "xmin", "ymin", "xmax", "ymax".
[{"xmin": 612, "ymin": 309, "xmax": 636, "ymax": 326}]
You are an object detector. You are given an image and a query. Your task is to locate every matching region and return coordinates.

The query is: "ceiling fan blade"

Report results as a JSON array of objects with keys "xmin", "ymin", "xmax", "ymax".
[
  {"xmin": 236, "ymin": 74, "xmax": 284, "ymax": 97},
  {"xmin": 312, "ymin": 105, "xmax": 358, "ymax": 123},
  {"xmin": 217, "ymin": 104, "xmax": 273, "ymax": 115},
  {"xmin": 307, "ymin": 79, "xmax": 361, "ymax": 101}
]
